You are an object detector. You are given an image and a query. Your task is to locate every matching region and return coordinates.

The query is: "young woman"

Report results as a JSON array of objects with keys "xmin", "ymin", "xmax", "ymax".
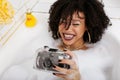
[
  {"xmin": 1, "ymin": 0, "xmax": 120, "ymax": 80},
  {"xmin": 48, "ymin": 0, "xmax": 120, "ymax": 80}
]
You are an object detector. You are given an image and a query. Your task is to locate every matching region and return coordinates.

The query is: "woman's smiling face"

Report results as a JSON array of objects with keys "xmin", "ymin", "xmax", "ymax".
[{"xmin": 58, "ymin": 12, "xmax": 86, "ymax": 46}]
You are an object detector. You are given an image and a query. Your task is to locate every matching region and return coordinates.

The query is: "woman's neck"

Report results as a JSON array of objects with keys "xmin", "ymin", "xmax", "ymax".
[{"xmin": 59, "ymin": 39, "xmax": 88, "ymax": 51}]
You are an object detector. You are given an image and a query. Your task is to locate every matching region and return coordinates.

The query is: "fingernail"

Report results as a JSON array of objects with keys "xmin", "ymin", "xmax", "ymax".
[
  {"xmin": 53, "ymin": 65, "xmax": 56, "ymax": 68},
  {"xmin": 58, "ymin": 60, "xmax": 61, "ymax": 62},
  {"xmin": 63, "ymin": 49, "xmax": 67, "ymax": 51},
  {"xmin": 53, "ymin": 73, "xmax": 56, "ymax": 75}
]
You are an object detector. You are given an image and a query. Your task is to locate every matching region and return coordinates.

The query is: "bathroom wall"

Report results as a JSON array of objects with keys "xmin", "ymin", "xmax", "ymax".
[{"xmin": 103, "ymin": 0, "xmax": 120, "ymax": 41}]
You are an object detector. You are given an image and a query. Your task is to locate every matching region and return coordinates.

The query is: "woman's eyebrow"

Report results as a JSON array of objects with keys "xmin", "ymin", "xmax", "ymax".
[{"xmin": 72, "ymin": 19, "xmax": 84, "ymax": 22}]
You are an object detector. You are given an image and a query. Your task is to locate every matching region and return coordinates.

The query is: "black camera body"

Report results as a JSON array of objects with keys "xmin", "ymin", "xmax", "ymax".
[{"xmin": 35, "ymin": 46, "xmax": 71, "ymax": 72}]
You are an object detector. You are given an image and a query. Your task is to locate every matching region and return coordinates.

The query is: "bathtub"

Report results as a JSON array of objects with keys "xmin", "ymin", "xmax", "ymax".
[{"xmin": 0, "ymin": 2, "xmax": 120, "ymax": 79}]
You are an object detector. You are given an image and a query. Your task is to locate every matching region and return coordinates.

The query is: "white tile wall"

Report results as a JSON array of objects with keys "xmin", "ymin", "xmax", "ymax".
[
  {"xmin": 7, "ymin": 0, "xmax": 120, "ymax": 17},
  {"xmin": 103, "ymin": 0, "xmax": 120, "ymax": 7},
  {"xmin": 104, "ymin": 0, "xmax": 120, "ymax": 18}
]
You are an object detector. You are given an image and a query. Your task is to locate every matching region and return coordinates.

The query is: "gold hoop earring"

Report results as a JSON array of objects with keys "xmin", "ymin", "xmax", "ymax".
[{"xmin": 87, "ymin": 31, "xmax": 91, "ymax": 43}]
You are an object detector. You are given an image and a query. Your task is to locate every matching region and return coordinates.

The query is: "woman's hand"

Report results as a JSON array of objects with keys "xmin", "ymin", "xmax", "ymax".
[{"xmin": 53, "ymin": 50, "xmax": 80, "ymax": 80}]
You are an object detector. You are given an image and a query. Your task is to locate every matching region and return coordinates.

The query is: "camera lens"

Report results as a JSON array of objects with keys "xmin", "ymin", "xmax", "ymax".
[{"xmin": 43, "ymin": 58, "xmax": 53, "ymax": 68}]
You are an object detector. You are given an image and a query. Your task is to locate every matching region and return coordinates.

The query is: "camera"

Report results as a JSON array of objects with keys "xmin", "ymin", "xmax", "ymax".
[{"xmin": 34, "ymin": 46, "xmax": 71, "ymax": 72}]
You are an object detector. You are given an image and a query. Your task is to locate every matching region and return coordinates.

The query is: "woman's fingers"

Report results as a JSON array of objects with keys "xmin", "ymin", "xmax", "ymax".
[
  {"xmin": 53, "ymin": 73, "xmax": 66, "ymax": 78},
  {"xmin": 52, "ymin": 50, "xmax": 80, "ymax": 79},
  {"xmin": 59, "ymin": 59, "xmax": 77, "ymax": 69},
  {"xmin": 64, "ymin": 50, "xmax": 75, "ymax": 57},
  {"xmin": 53, "ymin": 66, "xmax": 80, "ymax": 80},
  {"xmin": 53, "ymin": 65, "xmax": 68, "ymax": 74},
  {"xmin": 64, "ymin": 50, "xmax": 77, "ymax": 60}
]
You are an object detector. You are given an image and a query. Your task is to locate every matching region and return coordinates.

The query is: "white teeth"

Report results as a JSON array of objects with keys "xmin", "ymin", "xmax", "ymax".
[{"xmin": 64, "ymin": 34, "xmax": 74, "ymax": 39}]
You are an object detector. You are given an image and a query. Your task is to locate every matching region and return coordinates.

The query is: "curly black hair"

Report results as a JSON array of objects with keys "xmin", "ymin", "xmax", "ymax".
[{"xmin": 48, "ymin": 0, "xmax": 111, "ymax": 43}]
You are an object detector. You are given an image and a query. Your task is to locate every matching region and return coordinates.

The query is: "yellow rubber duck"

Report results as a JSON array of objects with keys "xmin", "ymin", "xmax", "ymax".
[{"xmin": 25, "ymin": 12, "xmax": 37, "ymax": 28}]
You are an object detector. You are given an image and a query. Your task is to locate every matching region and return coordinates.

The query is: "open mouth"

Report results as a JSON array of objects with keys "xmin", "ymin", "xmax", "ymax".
[{"xmin": 63, "ymin": 33, "xmax": 75, "ymax": 40}]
